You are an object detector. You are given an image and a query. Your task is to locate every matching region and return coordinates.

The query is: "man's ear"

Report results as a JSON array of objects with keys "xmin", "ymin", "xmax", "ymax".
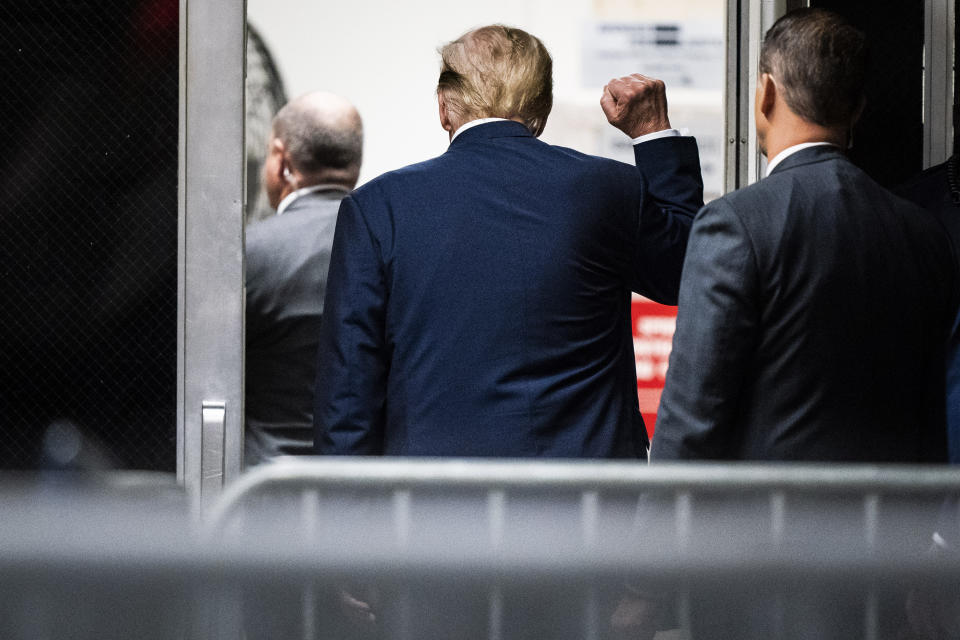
[
  {"xmin": 270, "ymin": 138, "xmax": 287, "ymax": 180},
  {"xmin": 758, "ymin": 73, "xmax": 778, "ymax": 121},
  {"xmin": 437, "ymin": 91, "xmax": 453, "ymax": 132}
]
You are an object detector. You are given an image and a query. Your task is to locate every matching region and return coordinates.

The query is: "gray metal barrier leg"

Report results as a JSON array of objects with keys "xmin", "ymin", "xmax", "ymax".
[
  {"xmin": 864, "ymin": 493, "xmax": 880, "ymax": 640},
  {"xmin": 488, "ymin": 585, "xmax": 503, "ymax": 640},
  {"xmin": 193, "ymin": 586, "xmax": 244, "ymax": 640},
  {"xmin": 301, "ymin": 489, "xmax": 320, "ymax": 640}
]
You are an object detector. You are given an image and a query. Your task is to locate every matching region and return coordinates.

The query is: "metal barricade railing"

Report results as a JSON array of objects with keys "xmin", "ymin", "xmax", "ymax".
[
  {"xmin": 206, "ymin": 459, "xmax": 960, "ymax": 640},
  {"xmin": 2, "ymin": 461, "xmax": 960, "ymax": 639}
]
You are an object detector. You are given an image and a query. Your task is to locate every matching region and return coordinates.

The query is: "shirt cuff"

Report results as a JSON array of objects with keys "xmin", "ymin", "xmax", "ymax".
[{"xmin": 632, "ymin": 128, "xmax": 681, "ymax": 145}]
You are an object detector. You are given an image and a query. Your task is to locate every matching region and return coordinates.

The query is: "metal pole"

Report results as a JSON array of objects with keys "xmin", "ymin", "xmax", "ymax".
[
  {"xmin": 925, "ymin": 0, "xmax": 955, "ymax": 167},
  {"xmin": 724, "ymin": 0, "xmax": 745, "ymax": 193},
  {"xmin": 178, "ymin": 0, "xmax": 246, "ymax": 511}
]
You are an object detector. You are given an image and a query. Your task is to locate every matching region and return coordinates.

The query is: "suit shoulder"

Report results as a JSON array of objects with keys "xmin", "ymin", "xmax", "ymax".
[
  {"xmin": 248, "ymin": 200, "xmax": 337, "ymax": 243},
  {"xmin": 540, "ymin": 144, "xmax": 642, "ymax": 196},
  {"xmin": 689, "ymin": 191, "xmax": 762, "ymax": 258},
  {"xmin": 834, "ymin": 159, "xmax": 950, "ymax": 232},
  {"xmin": 246, "ymin": 200, "xmax": 340, "ymax": 273},
  {"xmin": 547, "ymin": 142, "xmax": 638, "ymax": 172},
  {"xmin": 713, "ymin": 166, "xmax": 828, "ymax": 228},
  {"xmin": 356, "ymin": 155, "xmax": 448, "ymax": 190},
  {"xmin": 701, "ymin": 183, "xmax": 762, "ymax": 221},
  {"xmin": 348, "ymin": 155, "xmax": 450, "ymax": 209}
]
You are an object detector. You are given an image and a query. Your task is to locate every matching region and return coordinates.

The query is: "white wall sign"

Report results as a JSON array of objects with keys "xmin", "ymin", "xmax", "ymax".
[{"xmin": 582, "ymin": 21, "xmax": 724, "ymax": 90}]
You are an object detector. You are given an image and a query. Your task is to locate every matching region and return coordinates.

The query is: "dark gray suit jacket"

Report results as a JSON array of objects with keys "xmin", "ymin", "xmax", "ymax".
[
  {"xmin": 653, "ymin": 145, "xmax": 958, "ymax": 463},
  {"xmin": 651, "ymin": 145, "xmax": 959, "ymax": 640},
  {"xmin": 245, "ymin": 187, "xmax": 347, "ymax": 465}
]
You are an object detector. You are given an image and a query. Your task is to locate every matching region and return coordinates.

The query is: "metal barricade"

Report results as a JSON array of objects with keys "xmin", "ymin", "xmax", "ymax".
[
  {"xmin": 207, "ymin": 458, "xmax": 960, "ymax": 640},
  {"xmin": 1, "ymin": 461, "xmax": 960, "ymax": 639}
]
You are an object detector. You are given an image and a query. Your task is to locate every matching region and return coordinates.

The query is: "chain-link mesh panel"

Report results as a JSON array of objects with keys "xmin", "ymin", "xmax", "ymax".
[
  {"xmin": 245, "ymin": 23, "xmax": 287, "ymax": 226},
  {"xmin": 0, "ymin": 0, "xmax": 179, "ymax": 470}
]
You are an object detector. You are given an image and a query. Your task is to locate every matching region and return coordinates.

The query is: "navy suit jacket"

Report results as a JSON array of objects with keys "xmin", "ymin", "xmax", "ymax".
[
  {"xmin": 653, "ymin": 145, "xmax": 958, "ymax": 463},
  {"xmin": 314, "ymin": 120, "xmax": 702, "ymax": 457}
]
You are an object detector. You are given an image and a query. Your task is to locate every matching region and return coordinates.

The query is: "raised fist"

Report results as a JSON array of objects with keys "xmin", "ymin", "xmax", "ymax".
[{"xmin": 601, "ymin": 73, "xmax": 671, "ymax": 139}]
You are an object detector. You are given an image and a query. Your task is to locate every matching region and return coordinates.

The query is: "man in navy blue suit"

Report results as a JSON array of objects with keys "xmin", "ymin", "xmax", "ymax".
[{"xmin": 314, "ymin": 24, "xmax": 703, "ymax": 459}]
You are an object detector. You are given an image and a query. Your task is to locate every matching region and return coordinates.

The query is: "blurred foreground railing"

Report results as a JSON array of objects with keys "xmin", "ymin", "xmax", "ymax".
[{"xmin": 1, "ymin": 460, "xmax": 960, "ymax": 639}]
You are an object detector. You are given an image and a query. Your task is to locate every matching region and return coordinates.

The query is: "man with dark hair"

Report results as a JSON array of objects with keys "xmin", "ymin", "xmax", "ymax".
[
  {"xmin": 245, "ymin": 91, "xmax": 363, "ymax": 465},
  {"xmin": 654, "ymin": 7, "xmax": 954, "ymax": 464},
  {"xmin": 758, "ymin": 8, "xmax": 867, "ymax": 131},
  {"xmin": 314, "ymin": 25, "xmax": 704, "ymax": 460},
  {"xmin": 651, "ymin": 8, "xmax": 958, "ymax": 638}
]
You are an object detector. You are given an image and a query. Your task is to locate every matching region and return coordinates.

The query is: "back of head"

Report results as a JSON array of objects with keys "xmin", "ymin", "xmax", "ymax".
[
  {"xmin": 437, "ymin": 25, "xmax": 553, "ymax": 136},
  {"xmin": 272, "ymin": 91, "xmax": 363, "ymax": 186},
  {"xmin": 760, "ymin": 8, "xmax": 866, "ymax": 127}
]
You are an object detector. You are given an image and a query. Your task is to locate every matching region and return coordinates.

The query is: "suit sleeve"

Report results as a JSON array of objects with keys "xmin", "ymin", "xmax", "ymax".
[
  {"xmin": 313, "ymin": 195, "xmax": 388, "ymax": 455},
  {"xmin": 650, "ymin": 199, "xmax": 759, "ymax": 461},
  {"xmin": 630, "ymin": 136, "xmax": 705, "ymax": 305}
]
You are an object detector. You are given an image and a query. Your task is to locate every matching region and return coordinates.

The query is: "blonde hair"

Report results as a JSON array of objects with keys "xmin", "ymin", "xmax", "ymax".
[{"xmin": 437, "ymin": 25, "xmax": 553, "ymax": 136}]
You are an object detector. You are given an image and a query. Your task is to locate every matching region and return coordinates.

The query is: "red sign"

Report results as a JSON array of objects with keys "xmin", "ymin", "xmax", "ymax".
[{"xmin": 631, "ymin": 295, "xmax": 677, "ymax": 438}]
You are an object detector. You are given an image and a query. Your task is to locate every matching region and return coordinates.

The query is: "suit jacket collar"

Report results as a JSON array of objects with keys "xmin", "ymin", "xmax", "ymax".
[
  {"xmin": 448, "ymin": 120, "xmax": 534, "ymax": 147},
  {"xmin": 281, "ymin": 185, "xmax": 349, "ymax": 216},
  {"xmin": 768, "ymin": 144, "xmax": 847, "ymax": 176}
]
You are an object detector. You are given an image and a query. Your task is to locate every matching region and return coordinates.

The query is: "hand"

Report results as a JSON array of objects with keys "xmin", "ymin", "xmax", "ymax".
[
  {"xmin": 337, "ymin": 587, "xmax": 377, "ymax": 626},
  {"xmin": 609, "ymin": 592, "xmax": 660, "ymax": 640},
  {"xmin": 601, "ymin": 73, "xmax": 671, "ymax": 139}
]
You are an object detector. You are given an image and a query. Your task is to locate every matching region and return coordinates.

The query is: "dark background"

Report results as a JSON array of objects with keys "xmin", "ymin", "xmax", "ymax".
[
  {"xmin": 0, "ymin": 0, "xmax": 180, "ymax": 470},
  {"xmin": 806, "ymin": 0, "xmax": 957, "ymax": 186}
]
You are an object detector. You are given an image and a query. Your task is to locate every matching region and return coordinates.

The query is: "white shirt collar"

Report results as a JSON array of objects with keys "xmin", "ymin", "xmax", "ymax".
[
  {"xmin": 276, "ymin": 184, "xmax": 348, "ymax": 216},
  {"xmin": 765, "ymin": 141, "xmax": 838, "ymax": 177},
  {"xmin": 449, "ymin": 117, "xmax": 512, "ymax": 143}
]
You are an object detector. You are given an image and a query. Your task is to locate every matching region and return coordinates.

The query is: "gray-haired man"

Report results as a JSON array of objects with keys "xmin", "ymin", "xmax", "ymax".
[{"xmin": 245, "ymin": 91, "xmax": 363, "ymax": 466}]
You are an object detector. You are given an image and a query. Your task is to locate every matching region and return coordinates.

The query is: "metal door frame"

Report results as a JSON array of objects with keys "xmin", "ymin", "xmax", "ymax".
[
  {"xmin": 178, "ymin": 0, "xmax": 246, "ymax": 510},
  {"xmin": 725, "ymin": 0, "xmax": 794, "ymax": 191},
  {"xmin": 170, "ymin": 0, "xmax": 787, "ymax": 503},
  {"xmin": 925, "ymin": 0, "xmax": 956, "ymax": 167}
]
